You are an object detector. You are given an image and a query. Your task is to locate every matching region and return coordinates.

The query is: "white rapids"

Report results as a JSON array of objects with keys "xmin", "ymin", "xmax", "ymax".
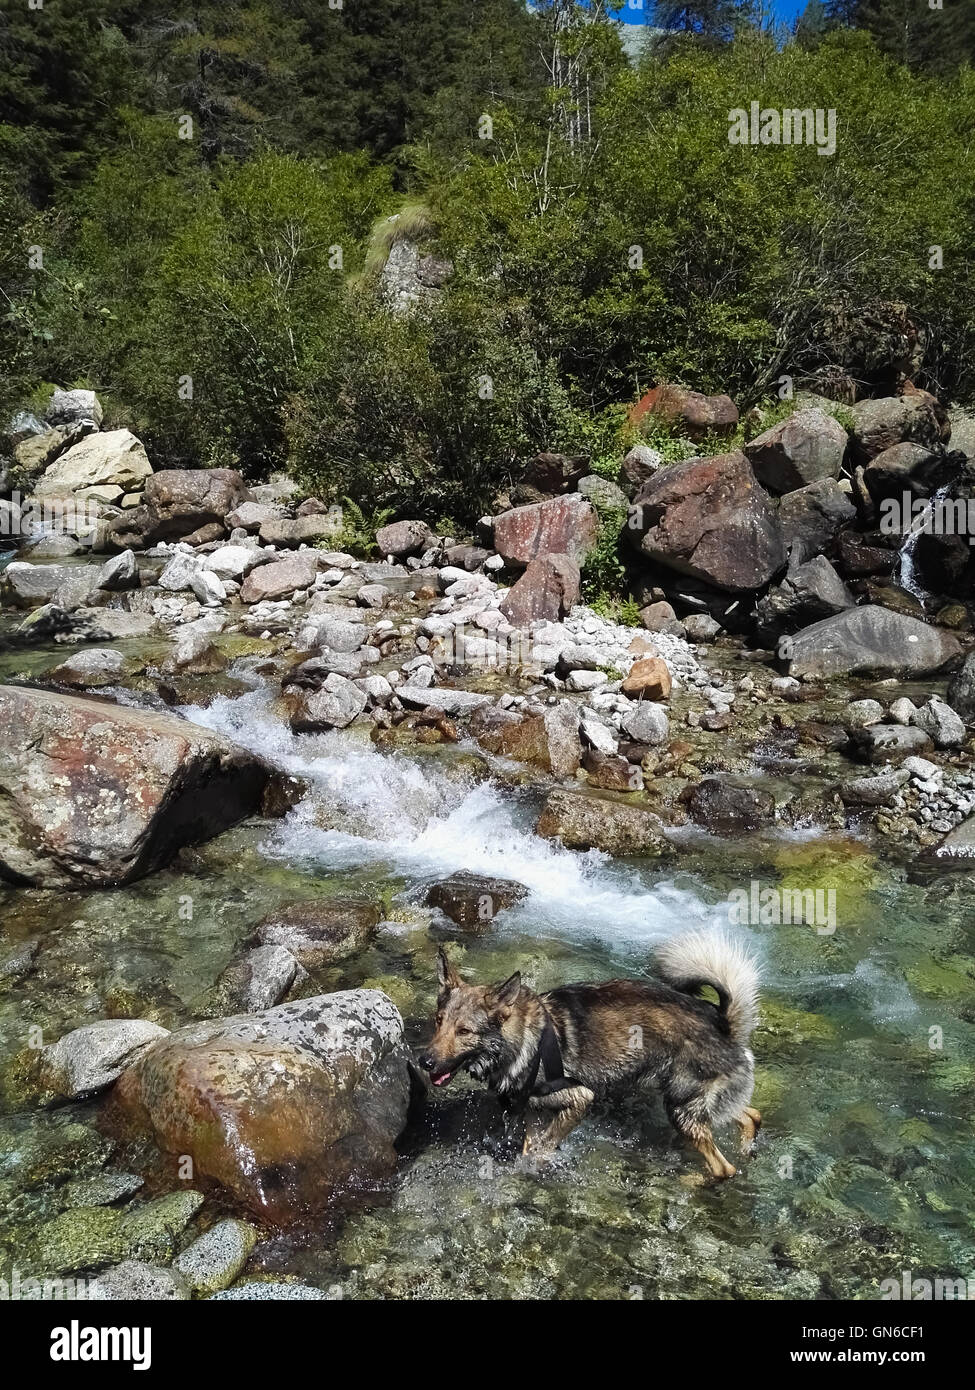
[{"xmin": 182, "ymin": 687, "xmax": 724, "ymax": 956}]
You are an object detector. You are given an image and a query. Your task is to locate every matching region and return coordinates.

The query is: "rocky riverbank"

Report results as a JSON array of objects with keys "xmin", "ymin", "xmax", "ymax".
[{"xmin": 3, "ymin": 384, "xmax": 975, "ymax": 1297}]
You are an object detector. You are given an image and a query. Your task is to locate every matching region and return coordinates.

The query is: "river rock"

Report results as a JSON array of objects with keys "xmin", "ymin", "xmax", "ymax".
[
  {"xmin": 258, "ymin": 515, "xmax": 340, "ymax": 547},
  {"xmin": 95, "ymin": 548, "xmax": 139, "ymax": 591},
  {"xmin": 288, "ymin": 674, "xmax": 367, "ymax": 730},
  {"xmin": 469, "ymin": 702, "xmax": 581, "ymax": 776},
  {"xmin": 87, "ymin": 1260, "xmax": 190, "ymax": 1301},
  {"xmin": 682, "ymin": 779, "xmax": 775, "ymax": 835},
  {"xmin": 536, "ymin": 789, "xmax": 670, "ymax": 856},
  {"xmin": 582, "ymin": 750, "xmax": 642, "ymax": 792},
  {"xmin": 34, "ymin": 430, "xmax": 151, "ymax": 499},
  {"xmin": 44, "ymin": 648, "xmax": 125, "ymax": 688},
  {"xmin": 523, "ymin": 452, "xmax": 589, "ymax": 495},
  {"xmin": 110, "ymin": 469, "xmax": 247, "ymax": 548},
  {"xmin": 745, "ymin": 407, "xmax": 847, "ymax": 493},
  {"xmin": 785, "ymin": 606, "xmax": 961, "ymax": 680},
  {"xmin": 838, "ymin": 768, "xmax": 910, "ymax": 805},
  {"xmin": 621, "ymin": 656, "xmax": 671, "ymax": 701},
  {"xmin": 172, "ymin": 1219, "xmax": 258, "ymax": 1295},
  {"xmin": 40, "ymin": 1020, "xmax": 169, "ymax": 1101},
  {"xmin": 225, "ymin": 500, "xmax": 281, "ymax": 531},
  {"xmin": 493, "ymin": 495, "xmax": 598, "ymax": 568},
  {"xmin": 0, "ymin": 685, "xmax": 269, "ymax": 887},
  {"xmin": 848, "ymin": 724, "xmax": 934, "ymax": 764},
  {"xmin": 211, "ymin": 945, "xmax": 301, "ymax": 1013},
  {"xmin": 577, "ymin": 474, "xmax": 629, "ymax": 511},
  {"xmin": 395, "ymin": 686, "xmax": 492, "ymax": 715},
  {"xmin": 499, "ymin": 552, "xmax": 580, "ymax": 626},
  {"xmin": 862, "ymin": 441, "xmax": 946, "ymax": 503},
  {"xmin": 240, "ymin": 553, "xmax": 317, "ymax": 603},
  {"xmin": 946, "ymin": 652, "xmax": 975, "ymax": 722},
  {"xmin": 913, "ymin": 696, "xmax": 966, "ymax": 748},
  {"xmin": 110, "ymin": 991, "xmax": 413, "ymax": 1222},
  {"xmin": 375, "ymin": 519, "xmax": 434, "ymax": 556},
  {"xmin": 619, "ymin": 702, "xmax": 669, "ymax": 745},
  {"xmin": 849, "ymin": 393, "xmax": 949, "ymax": 465},
  {"xmin": 426, "ymin": 872, "xmax": 528, "ymax": 929},
  {"xmin": 628, "ymin": 451, "xmax": 786, "ymax": 593},
  {"xmin": 754, "ymin": 554, "xmax": 854, "ymax": 641},
  {"xmin": 619, "ymin": 444, "xmax": 663, "ymax": 491},
  {"xmin": 254, "ymin": 899, "xmax": 381, "ymax": 965}
]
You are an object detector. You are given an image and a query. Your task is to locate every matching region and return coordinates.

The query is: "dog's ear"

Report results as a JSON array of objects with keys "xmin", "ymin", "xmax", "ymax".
[
  {"xmin": 436, "ymin": 947, "xmax": 461, "ymax": 992},
  {"xmin": 488, "ymin": 971, "xmax": 521, "ymax": 1011}
]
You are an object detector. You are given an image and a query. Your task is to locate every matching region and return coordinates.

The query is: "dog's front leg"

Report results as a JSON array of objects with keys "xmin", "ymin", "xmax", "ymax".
[{"xmin": 522, "ymin": 1084, "xmax": 595, "ymax": 1158}]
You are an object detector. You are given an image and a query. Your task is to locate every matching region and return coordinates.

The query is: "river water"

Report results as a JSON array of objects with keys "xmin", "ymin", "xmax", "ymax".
[{"xmin": 2, "ymin": 674, "xmax": 974, "ymax": 1298}]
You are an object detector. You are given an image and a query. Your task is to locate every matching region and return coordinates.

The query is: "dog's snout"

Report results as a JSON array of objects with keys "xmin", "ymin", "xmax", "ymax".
[{"xmin": 417, "ymin": 1051, "xmax": 435, "ymax": 1072}]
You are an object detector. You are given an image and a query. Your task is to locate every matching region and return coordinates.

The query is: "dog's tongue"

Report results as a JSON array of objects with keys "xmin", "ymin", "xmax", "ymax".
[{"xmin": 432, "ymin": 1069, "xmax": 453, "ymax": 1087}]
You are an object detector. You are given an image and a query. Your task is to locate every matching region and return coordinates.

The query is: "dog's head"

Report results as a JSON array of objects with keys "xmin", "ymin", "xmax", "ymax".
[{"xmin": 418, "ymin": 948, "xmax": 522, "ymax": 1088}]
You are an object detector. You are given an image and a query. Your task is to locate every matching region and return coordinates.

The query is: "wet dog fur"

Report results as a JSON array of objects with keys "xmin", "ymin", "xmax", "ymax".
[{"xmin": 419, "ymin": 929, "xmax": 762, "ymax": 1180}]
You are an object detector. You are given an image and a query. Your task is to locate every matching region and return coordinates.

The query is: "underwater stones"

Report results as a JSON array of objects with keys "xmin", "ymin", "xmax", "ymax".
[
  {"xmin": 254, "ymin": 899, "xmax": 381, "ymax": 965},
  {"xmin": 0, "ymin": 1122, "xmax": 114, "ymax": 1193},
  {"xmin": 682, "ymin": 778, "xmax": 776, "ymax": 836},
  {"xmin": 210, "ymin": 945, "xmax": 301, "ymax": 1013},
  {"xmin": 119, "ymin": 1190, "xmax": 205, "ymax": 1263},
  {"xmin": 786, "ymin": 606, "xmax": 961, "ymax": 681},
  {"xmin": 426, "ymin": 872, "xmax": 528, "ymax": 929},
  {"xmin": 111, "ymin": 991, "xmax": 412, "ymax": 1223},
  {"xmin": 33, "ymin": 1207, "xmax": 131, "ymax": 1273},
  {"xmin": 40, "ymin": 1019, "xmax": 169, "ymax": 1101},
  {"xmin": 536, "ymin": 789, "xmax": 670, "ymax": 856},
  {"xmin": 172, "ymin": 1218, "xmax": 258, "ymax": 1295},
  {"xmin": 0, "ymin": 685, "xmax": 270, "ymax": 888}
]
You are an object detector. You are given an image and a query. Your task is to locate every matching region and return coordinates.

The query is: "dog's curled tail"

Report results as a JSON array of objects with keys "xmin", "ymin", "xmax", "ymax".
[{"xmin": 654, "ymin": 928, "xmax": 761, "ymax": 1045}]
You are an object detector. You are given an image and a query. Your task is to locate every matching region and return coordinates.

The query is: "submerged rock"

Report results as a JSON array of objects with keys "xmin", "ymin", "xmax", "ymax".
[
  {"xmin": 0, "ymin": 685, "xmax": 270, "ymax": 888},
  {"xmin": 40, "ymin": 1019, "xmax": 169, "ymax": 1102},
  {"xmin": 254, "ymin": 899, "xmax": 381, "ymax": 965},
  {"xmin": 110, "ymin": 991, "xmax": 413, "ymax": 1223},
  {"xmin": 172, "ymin": 1218, "xmax": 258, "ymax": 1295},
  {"xmin": 87, "ymin": 1260, "xmax": 189, "ymax": 1301},
  {"xmin": 683, "ymin": 779, "xmax": 776, "ymax": 836}
]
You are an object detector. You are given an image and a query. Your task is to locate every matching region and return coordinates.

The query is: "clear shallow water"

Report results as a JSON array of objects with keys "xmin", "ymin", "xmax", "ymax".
[{"xmin": 2, "ymin": 682, "xmax": 975, "ymax": 1299}]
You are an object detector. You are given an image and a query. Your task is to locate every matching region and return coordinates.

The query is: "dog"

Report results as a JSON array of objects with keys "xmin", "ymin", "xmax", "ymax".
[{"xmin": 419, "ymin": 928, "xmax": 762, "ymax": 1180}]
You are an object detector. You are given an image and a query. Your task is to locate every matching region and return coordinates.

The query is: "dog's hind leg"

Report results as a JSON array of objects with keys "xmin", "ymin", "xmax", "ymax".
[
  {"xmin": 523, "ymin": 1085, "xmax": 594, "ymax": 1158},
  {"xmin": 736, "ymin": 1107, "xmax": 761, "ymax": 1152},
  {"xmin": 668, "ymin": 1103, "xmax": 737, "ymax": 1181}
]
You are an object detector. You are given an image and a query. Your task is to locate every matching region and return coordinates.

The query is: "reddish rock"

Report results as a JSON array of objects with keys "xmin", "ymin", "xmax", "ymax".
[
  {"xmin": 108, "ymin": 469, "xmax": 247, "ymax": 549},
  {"xmin": 499, "ymin": 552, "xmax": 580, "ymax": 626},
  {"xmin": 628, "ymin": 451, "xmax": 786, "ymax": 593},
  {"xmin": 622, "ymin": 656, "xmax": 672, "ymax": 701},
  {"xmin": 470, "ymin": 703, "xmax": 581, "ymax": 777},
  {"xmin": 239, "ymin": 553, "xmax": 317, "ymax": 603},
  {"xmin": 582, "ymin": 750, "xmax": 643, "ymax": 792},
  {"xmin": 0, "ymin": 686, "xmax": 268, "ymax": 888},
  {"xmin": 630, "ymin": 384, "xmax": 739, "ymax": 441},
  {"xmin": 493, "ymin": 496, "xmax": 598, "ymax": 568}
]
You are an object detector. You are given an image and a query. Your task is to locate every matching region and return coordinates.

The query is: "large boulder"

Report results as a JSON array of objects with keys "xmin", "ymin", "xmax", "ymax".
[
  {"xmin": 0, "ymin": 686, "xmax": 270, "ymax": 888},
  {"xmin": 109, "ymin": 469, "xmax": 247, "ymax": 548},
  {"xmin": 628, "ymin": 450, "xmax": 786, "ymax": 593},
  {"xmin": 630, "ymin": 383, "xmax": 738, "ymax": 441},
  {"xmin": 33, "ymin": 429, "xmax": 151, "ymax": 501},
  {"xmin": 522, "ymin": 452, "xmax": 588, "ymax": 496},
  {"xmin": 499, "ymin": 552, "xmax": 580, "ymax": 627},
  {"xmin": 863, "ymin": 441, "xmax": 953, "ymax": 504},
  {"xmin": 744, "ymin": 407, "xmax": 847, "ymax": 494},
  {"xmin": 258, "ymin": 515, "xmax": 342, "ymax": 548},
  {"xmin": 777, "ymin": 477, "xmax": 857, "ymax": 561},
  {"xmin": 110, "ymin": 991, "xmax": 414, "ymax": 1222},
  {"xmin": 785, "ymin": 605, "xmax": 961, "ymax": 681},
  {"xmin": 849, "ymin": 393, "xmax": 950, "ymax": 465},
  {"xmin": 493, "ymin": 495, "xmax": 598, "ymax": 568}
]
